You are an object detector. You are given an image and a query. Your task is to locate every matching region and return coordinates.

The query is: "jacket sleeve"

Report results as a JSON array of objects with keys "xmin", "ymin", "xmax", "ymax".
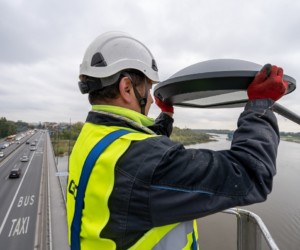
[
  {"xmin": 148, "ymin": 112, "xmax": 174, "ymax": 137},
  {"xmin": 147, "ymin": 99, "xmax": 279, "ymax": 226}
]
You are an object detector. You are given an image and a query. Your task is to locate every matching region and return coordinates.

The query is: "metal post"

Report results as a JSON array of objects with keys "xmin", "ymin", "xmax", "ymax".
[{"xmin": 272, "ymin": 103, "xmax": 300, "ymax": 125}]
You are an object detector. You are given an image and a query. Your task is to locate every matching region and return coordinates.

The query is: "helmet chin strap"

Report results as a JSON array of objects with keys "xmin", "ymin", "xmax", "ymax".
[{"xmin": 123, "ymin": 73, "xmax": 148, "ymax": 115}]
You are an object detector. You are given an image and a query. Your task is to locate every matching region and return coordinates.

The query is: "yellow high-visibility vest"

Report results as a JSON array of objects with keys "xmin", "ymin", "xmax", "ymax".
[{"xmin": 67, "ymin": 123, "xmax": 199, "ymax": 249}]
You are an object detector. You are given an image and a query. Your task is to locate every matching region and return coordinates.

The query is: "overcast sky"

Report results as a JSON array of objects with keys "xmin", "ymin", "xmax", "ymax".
[{"xmin": 1, "ymin": 0, "xmax": 299, "ymax": 132}]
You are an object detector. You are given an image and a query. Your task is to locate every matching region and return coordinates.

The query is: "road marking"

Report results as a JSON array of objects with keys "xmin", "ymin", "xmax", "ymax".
[
  {"xmin": 17, "ymin": 195, "xmax": 35, "ymax": 207},
  {"xmin": 8, "ymin": 216, "xmax": 30, "ymax": 237},
  {"xmin": 0, "ymin": 152, "xmax": 35, "ymax": 235}
]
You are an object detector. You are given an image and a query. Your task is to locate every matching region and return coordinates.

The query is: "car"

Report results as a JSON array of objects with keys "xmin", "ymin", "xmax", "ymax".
[
  {"xmin": 26, "ymin": 141, "xmax": 30, "ymax": 144},
  {"xmin": 1, "ymin": 143, "xmax": 9, "ymax": 149},
  {"xmin": 20, "ymin": 155, "xmax": 29, "ymax": 162},
  {"xmin": 0, "ymin": 151, "xmax": 4, "ymax": 158},
  {"xmin": 9, "ymin": 168, "xmax": 21, "ymax": 178},
  {"xmin": 30, "ymin": 146, "xmax": 36, "ymax": 151}
]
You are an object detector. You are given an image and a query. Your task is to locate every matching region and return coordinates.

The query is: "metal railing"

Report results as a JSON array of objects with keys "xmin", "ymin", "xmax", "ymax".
[{"xmin": 222, "ymin": 208, "xmax": 279, "ymax": 250}]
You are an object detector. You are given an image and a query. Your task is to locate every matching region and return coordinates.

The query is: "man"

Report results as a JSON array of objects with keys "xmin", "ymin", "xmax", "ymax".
[{"xmin": 67, "ymin": 31, "xmax": 287, "ymax": 250}]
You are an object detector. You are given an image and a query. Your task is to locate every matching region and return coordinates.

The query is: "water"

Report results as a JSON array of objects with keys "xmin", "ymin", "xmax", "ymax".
[
  {"xmin": 56, "ymin": 134, "xmax": 300, "ymax": 249},
  {"xmin": 189, "ymin": 134, "xmax": 300, "ymax": 250}
]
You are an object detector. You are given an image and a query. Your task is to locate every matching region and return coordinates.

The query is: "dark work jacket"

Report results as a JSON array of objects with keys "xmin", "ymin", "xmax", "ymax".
[{"xmin": 87, "ymin": 99, "xmax": 279, "ymax": 249}]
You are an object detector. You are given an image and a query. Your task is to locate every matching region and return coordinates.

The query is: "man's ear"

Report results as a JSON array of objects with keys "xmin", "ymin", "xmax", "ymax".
[{"xmin": 119, "ymin": 77, "xmax": 133, "ymax": 103}]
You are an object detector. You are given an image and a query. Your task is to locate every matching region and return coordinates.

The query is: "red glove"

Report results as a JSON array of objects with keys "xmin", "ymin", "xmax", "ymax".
[
  {"xmin": 155, "ymin": 96, "xmax": 174, "ymax": 113},
  {"xmin": 247, "ymin": 64, "xmax": 288, "ymax": 101}
]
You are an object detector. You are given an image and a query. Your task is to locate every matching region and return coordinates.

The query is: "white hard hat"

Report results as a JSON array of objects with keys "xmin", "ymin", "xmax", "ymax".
[{"xmin": 79, "ymin": 31, "xmax": 159, "ymax": 83}]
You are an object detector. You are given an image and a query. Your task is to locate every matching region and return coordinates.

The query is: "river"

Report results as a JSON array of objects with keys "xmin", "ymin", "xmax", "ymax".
[
  {"xmin": 189, "ymin": 134, "xmax": 300, "ymax": 250},
  {"xmin": 56, "ymin": 134, "xmax": 300, "ymax": 250}
]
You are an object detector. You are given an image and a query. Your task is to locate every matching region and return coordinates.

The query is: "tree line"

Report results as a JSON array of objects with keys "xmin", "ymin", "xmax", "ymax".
[{"xmin": 0, "ymin": 117, "xmax": 30, "ymax": 138}]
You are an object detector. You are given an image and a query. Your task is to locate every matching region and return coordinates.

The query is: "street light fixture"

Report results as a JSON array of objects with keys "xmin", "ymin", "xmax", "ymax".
[{"xmin": 154, "ymin": 59, "xmax": 299, "ymax": 124}]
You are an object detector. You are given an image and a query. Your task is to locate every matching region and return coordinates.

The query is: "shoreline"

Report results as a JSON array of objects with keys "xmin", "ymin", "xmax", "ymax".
[{"xmin": 280, "ymin": 137, "xmax": 300, "ymax": 144}]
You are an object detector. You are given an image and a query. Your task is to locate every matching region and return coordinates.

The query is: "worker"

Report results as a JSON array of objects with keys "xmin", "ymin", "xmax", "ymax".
[{"xmin": 67, "ymin": 31, "xmax": 288, "ymax": 250}]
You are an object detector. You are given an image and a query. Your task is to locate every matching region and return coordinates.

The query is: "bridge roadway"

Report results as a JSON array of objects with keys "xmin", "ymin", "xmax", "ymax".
[{"xmin": 0, "ymin": 130, "xmax": 69, "ymax": 250}]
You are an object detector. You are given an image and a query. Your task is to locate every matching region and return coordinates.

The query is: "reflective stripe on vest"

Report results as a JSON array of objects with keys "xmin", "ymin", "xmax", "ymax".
[{"xmin": 129, "ymin": 220, "xmax": 199, "ymax": 250}]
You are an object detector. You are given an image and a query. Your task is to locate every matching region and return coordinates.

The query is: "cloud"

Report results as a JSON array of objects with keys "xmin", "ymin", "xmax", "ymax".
[{"xmin": 0, "ymin": 0, "xmax": 299, "ymax": 132}]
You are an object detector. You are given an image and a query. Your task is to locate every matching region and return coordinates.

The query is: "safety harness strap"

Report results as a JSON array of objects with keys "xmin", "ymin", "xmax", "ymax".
[{"xmin": 70, "ymin": 129, "xmax": 131, "ymax": 250}]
